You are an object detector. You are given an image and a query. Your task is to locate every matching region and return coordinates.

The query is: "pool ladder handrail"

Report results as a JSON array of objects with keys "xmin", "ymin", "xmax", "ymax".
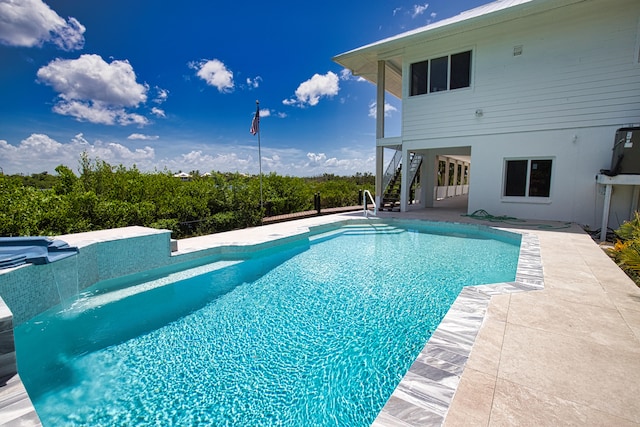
[{"xmin": 363, "ymin": 189, "xmax": 377, "ymax": 217}]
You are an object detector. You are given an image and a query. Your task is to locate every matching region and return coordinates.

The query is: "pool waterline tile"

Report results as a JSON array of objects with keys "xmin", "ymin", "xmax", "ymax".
[{"xmin": 372, "ymin": 232, "xmax": 542, "ymax": 427}]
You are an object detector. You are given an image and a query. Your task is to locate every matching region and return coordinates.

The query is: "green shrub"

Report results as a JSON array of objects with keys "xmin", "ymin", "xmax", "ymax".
[
  {"xmin": 608, "ymin": 211, "xmax": 640, "ymax": 286},
  {"xmin": 1, "ymin": 155, "xmax": 372, "ymax": 238}
]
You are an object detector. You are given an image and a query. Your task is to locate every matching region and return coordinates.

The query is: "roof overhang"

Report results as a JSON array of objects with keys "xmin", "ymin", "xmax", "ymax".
[{"xmin": 333, "ymin": 0, "xmax": 586, "ymax": 99}]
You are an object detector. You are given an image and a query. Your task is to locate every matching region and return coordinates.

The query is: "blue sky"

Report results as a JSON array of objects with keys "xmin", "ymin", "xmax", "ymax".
[{"xmin": 0, "ymin": 0, "xmax": 487, "ymax": 177}]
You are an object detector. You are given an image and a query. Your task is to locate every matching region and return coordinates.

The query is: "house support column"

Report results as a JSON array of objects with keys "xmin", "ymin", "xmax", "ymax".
[
  {"xmin": 375, "ymin": 60, "xmax": 386, "ymax": 207},
  {"xmin": 600, "ymin": 183, "xmax": 613, "ymax": 242},
  {"xmin": 422, "ymin": 151, "xmax": 437, "ymax": 208},
  {"xmin": 453, "ymin": 160, "xmax": 460, "ymax": 188},
  {"xmin": 375, "ymin": 146, "xmax": 384, "ymax": 208},
  {"xmin": 444, "ymin": 158, "xmax": 451, "ymax": 189}
]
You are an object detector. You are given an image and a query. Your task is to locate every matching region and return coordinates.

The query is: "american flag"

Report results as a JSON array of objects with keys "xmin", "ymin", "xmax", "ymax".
[{"xmin": 250, "ymin": 105, "xmax": 260, "ymax": 135}]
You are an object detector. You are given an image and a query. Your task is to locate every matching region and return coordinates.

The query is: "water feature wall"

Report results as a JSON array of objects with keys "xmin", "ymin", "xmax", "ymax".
[
  {"xmin": 0, "ymin": 227, "xmax": 173, "ymax": 327},
  {"xmin": 0, "ymin": 223, "xmax": 320, "ymax": 332}
]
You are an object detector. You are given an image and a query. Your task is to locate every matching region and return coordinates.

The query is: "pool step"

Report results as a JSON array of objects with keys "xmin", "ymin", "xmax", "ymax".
[
  {"xmin": 309, "ymin": 228, "xmax": 344, "ymax": 243},
  {"xmin": 341, "ymin": 224, "xmax": 404, "ymax": 234},
  {"xmin": 310, "ymin": 224, "xmax": 405, "ymax": 241}
]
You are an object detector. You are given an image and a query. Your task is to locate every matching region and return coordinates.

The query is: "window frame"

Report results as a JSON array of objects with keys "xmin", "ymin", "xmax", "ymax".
[
  {"xmin": 409, "ymin": 49, "xmax": 473, "ymax": 97},
  {"xmin": 502, "ymin": 157, "xmax": 554, "ymax": 201}
]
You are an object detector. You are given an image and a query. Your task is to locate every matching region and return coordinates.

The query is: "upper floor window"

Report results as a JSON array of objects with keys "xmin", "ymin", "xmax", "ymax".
[
  {"xmin": 504, "ymin": 158, "xmax": 553, "ymax": 198},
  {"xmin": 410, "ymin": 50, "xmax": 472, "ymax": 96}
]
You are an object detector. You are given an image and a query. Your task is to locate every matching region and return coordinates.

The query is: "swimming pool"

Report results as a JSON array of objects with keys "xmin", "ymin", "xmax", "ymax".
[{"xmin": 15, "ymin": 221, "xmax": 521, "ymax": 426}]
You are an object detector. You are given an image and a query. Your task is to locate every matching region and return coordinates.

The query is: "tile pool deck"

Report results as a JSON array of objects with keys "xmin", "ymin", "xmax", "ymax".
[
  {"xmin": 378, "ymin": 199, "xmax": 640, "ymax": 426},
  {"xmin": 2, "ymin": 195, "xmax": 640, "ymax": 426}
]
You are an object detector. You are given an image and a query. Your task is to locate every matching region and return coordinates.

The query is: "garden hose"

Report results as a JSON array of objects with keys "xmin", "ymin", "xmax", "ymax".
[{"xmin": 462, "ymin": 209, "xmax": 572, "ymax": 230}]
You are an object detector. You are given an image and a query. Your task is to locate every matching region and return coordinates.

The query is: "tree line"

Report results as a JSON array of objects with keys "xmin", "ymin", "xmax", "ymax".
[{"xmin": 0, "ymin": 154, "xmax": 374, "ymax": 238}]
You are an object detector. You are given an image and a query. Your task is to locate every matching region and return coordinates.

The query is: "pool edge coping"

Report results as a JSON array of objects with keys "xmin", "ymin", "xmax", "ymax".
[{"xmin": 371, "ymin": 230, "xmax": 543, "ymax": 427}]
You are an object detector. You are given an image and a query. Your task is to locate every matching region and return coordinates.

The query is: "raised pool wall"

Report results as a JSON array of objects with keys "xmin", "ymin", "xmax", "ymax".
[
  {"xmin": 0, "ymin": 222, "xmax": 333, "ymax": 327},
  {"xmin": 0, "ymin": 228, "xmax": 169, "ymax": 327}
]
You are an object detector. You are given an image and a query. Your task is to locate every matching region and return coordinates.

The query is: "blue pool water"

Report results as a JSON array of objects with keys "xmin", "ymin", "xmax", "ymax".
[{"xmin": 15, "ymin": 222, "xmax": 520, "ymax": 426}]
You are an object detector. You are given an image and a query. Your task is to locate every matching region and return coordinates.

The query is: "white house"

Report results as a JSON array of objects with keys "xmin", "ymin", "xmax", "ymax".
[
  {"xmin": 173, "ymin": 172, "xmax": 192, "ymax": 181},
  {"xmin": 334, "ymin": 0, "xmax": 640, "ymax": 231}
]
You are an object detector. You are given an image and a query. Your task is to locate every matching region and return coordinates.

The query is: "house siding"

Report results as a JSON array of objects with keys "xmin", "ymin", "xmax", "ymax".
[
  {"xmin": 402, "ymin": 0, "xmax": 640, "ymax": 142},
  {"xmin": 397, "ymin": 0, "xmax": 640, "ymax": 227}
]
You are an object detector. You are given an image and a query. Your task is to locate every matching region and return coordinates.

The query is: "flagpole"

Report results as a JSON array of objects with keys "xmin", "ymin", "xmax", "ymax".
[{"xmin": 256, "ymin": 100, "xmax": 263, "ymax": 210}]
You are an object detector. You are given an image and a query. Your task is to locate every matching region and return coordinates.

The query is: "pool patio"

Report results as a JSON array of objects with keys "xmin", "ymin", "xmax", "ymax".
[
  {"xmin": 374, "ymin": 197, "xmax": 640, "ymax": 426},
  {"xmin": 2, "ymin": 195, "xmax": 639, "ymax": 425}
]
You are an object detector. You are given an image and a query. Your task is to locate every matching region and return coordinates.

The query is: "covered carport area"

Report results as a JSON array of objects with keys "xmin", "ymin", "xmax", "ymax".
[{"xmin": 394, "ymin": 145, "xmax": 471, "ymax": 211}]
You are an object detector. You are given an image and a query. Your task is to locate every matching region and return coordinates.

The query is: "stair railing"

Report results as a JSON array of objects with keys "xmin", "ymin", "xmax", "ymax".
[
  {"xmin": 363, "ymin": 189, "xmax": 377, "ymax": 217},
  {"xmin": 407, "ymin": 153, "xmax": 423, "ymax": 188},
  {"xmin": 382, "ymin": 148, "xmax": 402, "ymax": 196}
]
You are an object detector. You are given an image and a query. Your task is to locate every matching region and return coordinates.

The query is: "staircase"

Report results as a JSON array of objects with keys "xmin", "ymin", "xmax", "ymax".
[
  {"xmin": 381, "ymin": 164, "xmax": 402, "ymax": 210},
  {"xmin": 381, "ymin": 152, "xmax": 423, "ymax": 211}
]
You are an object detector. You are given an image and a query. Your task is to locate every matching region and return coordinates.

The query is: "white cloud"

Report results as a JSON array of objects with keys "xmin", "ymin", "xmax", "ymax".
[
  {"xmin": 51, "ymin": 101, "xmax": 114, "ymax": 125},
  {"xmin": 307, "ymin": 152, "xmax": 327, "ymax": 163},
  {"xmin": 393, "ymin": 7, "xmax": 402, "ymax": 16},
  {"xmin": 246, "ymin": 76, "xmax": 262, "ymax": 89},
  {"xmin": 104, "ymin": 142, "xmax": 154, "ymax": 161},
  {"xmin": 37, "ymin": 54, "xmax": 147, "ymax": 106},
  {"xmin": 116, "ymin": 112, "xmax": 148, "ymax": 126},
  {"xmin": 304, "ymin": 149, "xmax": 374, "ymax": 174},
  {"xmin": 148, "ymin": 145, "xmax": 373, "ymax": 177},
  {"xmin": 0, "ymin": 0, "xmax": 85, "ymax": 50},
  {"xmin": 0, "ymin": 133, "xmax": 154, "ymax": 174},
  {"xmin": 283, "ymin": 71, "xmax": 339, "ymax": 107},
  {"xmin": 172, "ymin": 150, "xmax": 252, "ymax": 173},
  {"xmin": 339, "ymin": 68, "xmax": 368, "ymax": 84},
  {"xmin": 189, "ymin": 59, "xmax": 234, "ymax": 93},
  {"xmin": 37, "ymin": 54, "xmax": 149, "ymax": 125},
  {"xmin": 153, "ymin": 87, "xmax": 169, "ymax": 104},
  {"xmin": 128, "ymin": 133, "xmax": 159, "ymax": 141},
  {"xmin": 71, "ymin": 133, "xmax": 89, "ymax": 145},
  {"xmin": 0, "ymin": 135, "xmax": 375, "ymax": 177},
  {"xmin": 151, "ymin": 107, "xmax": 165, "ymax": 118},
  {"xmin": 255, "ymin": 108, "xmax": 286, "ymax": 119},
  {"xmin": 368, "ymin": 101, "xmax": 398, "ymax": 118},
  {"xmin": 51, "ymin": 100, "xmax": 149, "ymax": 126},
  {"xmin": 259, "ymin": 108, "xmax": 270, "ymax": 118},
  {"xmin": 412, "ymin": 3, "xmax": 429, "ymax": 18}
]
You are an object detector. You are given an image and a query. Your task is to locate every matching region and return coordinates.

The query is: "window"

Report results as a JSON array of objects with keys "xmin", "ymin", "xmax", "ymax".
[
  {"xmin": 430, "ymin": 56, "xmax": 448, "ymax": 93},
  {"xmin": 450, "ymin": 51, "xmax": 472, "ymax": 89},
  {"xmin": 504, "ymin": 159, "xmax": 552, "ymax": 198},
  {"xmin": 410, "ymin": 50, "xmax": 472, "ymax": 96},
  {"xmin": 410, "ymin": 61, "xmax": 428, "ymax": 96}
]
